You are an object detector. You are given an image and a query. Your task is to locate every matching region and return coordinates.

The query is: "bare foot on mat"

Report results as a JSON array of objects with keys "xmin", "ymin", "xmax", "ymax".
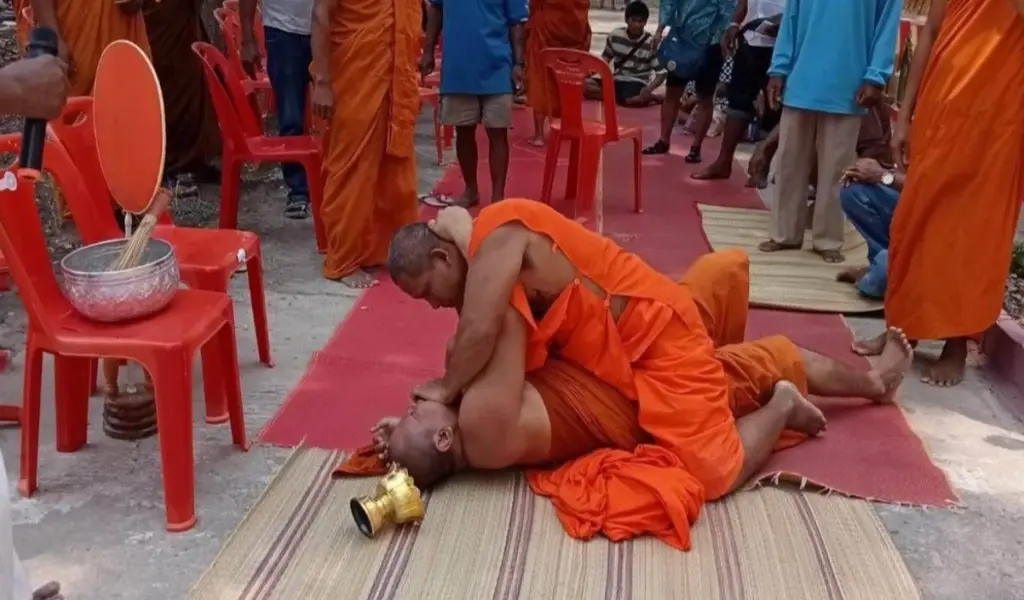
[
  {"xmin": 836, "ymin": 266, "xmax": 868, "ymax": 284},
  {"xmin": 868, "ymin": 327, "xmax": 914, "ymax": 403},
  {"xmin": 921, "ymin": 338, "xmax": 968, "ymax": 388},
  {"xmin": 776, "ymin": 381, "xmax": 827, "ymax": 436},
  {"xmin": 851, "ymin": 331, "xmax": 887, "ymax": 356},
  {"xmin": 814, "ymin": 248, "xmax": 845, "ymax": 263},
  {"xmin": 691, "ymin": 163, "xmax": 732, "ymax": 180}
]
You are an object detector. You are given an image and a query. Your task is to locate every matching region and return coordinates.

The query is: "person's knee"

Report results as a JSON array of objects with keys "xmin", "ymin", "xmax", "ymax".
[{"xmin": 839, "ymin": 183, "xmax": 872, "ymax": 215}]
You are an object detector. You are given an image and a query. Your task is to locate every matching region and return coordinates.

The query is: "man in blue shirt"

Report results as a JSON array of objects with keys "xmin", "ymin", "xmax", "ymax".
[
  {"xmin": 757, "ymin": 0, "xmax": 901, "ymax": 264},
  {"xmin": 421, "ymin": 0, "xmax": 527, "ymax": 207},
  {"xmin": 641, "ymin": 0, "xmax": 736, "ymax": 162}
]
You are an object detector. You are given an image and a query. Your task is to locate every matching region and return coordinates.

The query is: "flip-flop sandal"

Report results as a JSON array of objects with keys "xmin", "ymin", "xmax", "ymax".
[
  {"xmin": 284, "ymin": 200, "xmax": 311, "ymax": 219},
  {"xmin": 684, "ymin": 147, "xmax": 702, "ymax": 163},
  {"xmin": 642, "ymin": 140, "xmax": 669, "ymax": 155},
  {"xmin": 418, "ymin": 193, "xmax": 456, "ymax": 207}
]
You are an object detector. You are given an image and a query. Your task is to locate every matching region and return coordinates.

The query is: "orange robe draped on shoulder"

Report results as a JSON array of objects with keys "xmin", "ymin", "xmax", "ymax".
[
  {"xmin": 40, "ymin": 0, "xmax": 151, "ymax": 96},
  {"xmin": 320, "ymin": 0, "xmax": 420, "ymax": 280},
  {"xmin": 885, "ymin": 0, "xmax": 1024, "ymax": 340},
  {"xmin": 524, "ymin": 0, "xmax": 591, "ymax": 118}
]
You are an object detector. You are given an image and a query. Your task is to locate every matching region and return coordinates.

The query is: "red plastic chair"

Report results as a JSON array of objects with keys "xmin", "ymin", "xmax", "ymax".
[
  {"xmin": 192, "ymin": 42, "xmax": 327, "ymax": 253},
  {"xmin": 41, "ymin": 98, "xmax": 274, "ymax": 370},
  {"xmin": 539, "ymin": 49, "xmax": 643, "ymax": 228},
  {"xmin": 214, "ymin": 7, "xmax": 274, "ymax": 119},
  {"xmin": 0, "ymin": 175, "xmax": 248, "ymax": 532},
  {"xmin": 419, "ymin": 87, "xmax": 443, "ymax": 164}
]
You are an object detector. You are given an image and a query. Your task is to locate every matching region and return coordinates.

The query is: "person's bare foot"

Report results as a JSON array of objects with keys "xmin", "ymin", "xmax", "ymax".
[
  {"xmin": 528, "ymin": 135, "xmax": 545, "ymax": 147},
  {"xmin": 851, "ymin": 331, "xmax": 887, "ymax": 356},
  {"xmin": 775, "ymin": 380, "xmax": 827, "ymax": 436},
  {"xmin": 33, "ymin": 581, "xmax": 61, "ymax": 600},
  {"xmin": 867, "ymin": 327, "xmax": 914, "ymax": 403},
  {"xmin": 836, "ymin": 266, "xmax": 868, "ymax": 284},
  {"xmin": 744, "ymin": 172, "xmax": 769, "ymax": 188},
  {"xmin": 814, "ymin": 248, "xmax": 846, "ymax": 263},
  {"xmin": 340, "ymin": 269, "xmax": 378, "ymax": 289},
  {"xmin": 922, "ymin": 338, "xmax": 968, "ymax": 387},
  {"xmin": 691, "ymin": 162, "xmax": 732, "ymax": 180},
  {"xmin": 758, "ymin": 240, "xmax": 801, "ymax": 253}
]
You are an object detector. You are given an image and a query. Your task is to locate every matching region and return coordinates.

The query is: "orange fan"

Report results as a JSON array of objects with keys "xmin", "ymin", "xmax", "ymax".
[{"xmin": 92, "ymin": 40, "xmax": 173, "ymax": 269}]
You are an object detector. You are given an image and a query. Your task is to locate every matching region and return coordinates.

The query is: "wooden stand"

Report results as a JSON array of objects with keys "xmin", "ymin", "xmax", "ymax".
[{"xmin": 102, "ymin": 358, "xmax": 157, "ymax": 440}]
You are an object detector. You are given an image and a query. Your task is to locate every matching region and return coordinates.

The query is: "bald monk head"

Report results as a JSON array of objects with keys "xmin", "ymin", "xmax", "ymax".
[
  {"xmin": 386, "ymin": 401, "xmax": 462, "ymax": 487},
  {"xmin": 387, "ymin": 223, "xmax": 467, "ymax": 310}
]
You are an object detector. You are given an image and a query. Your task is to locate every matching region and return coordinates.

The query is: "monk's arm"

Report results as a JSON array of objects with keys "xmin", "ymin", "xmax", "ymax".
[
  {"xmin": 310, "ymin": 0, "xmax": 336, "ymax": 88},
  {"xmin": 424, "ymin": 1, "xmax": 442, "ymax": 56},
  {"xmin": 441, "ymin": 225, "xmax": 529, "ymax": 400},
  {"xmin": 897, "ymin": 0, "xmax": 947, "ymax": 121}
]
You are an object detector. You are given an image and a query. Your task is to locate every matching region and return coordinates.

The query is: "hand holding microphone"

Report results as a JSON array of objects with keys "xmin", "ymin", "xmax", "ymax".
[{"xmin": 17, "ymin": 27, "xmax": 64, "ymax": 180}]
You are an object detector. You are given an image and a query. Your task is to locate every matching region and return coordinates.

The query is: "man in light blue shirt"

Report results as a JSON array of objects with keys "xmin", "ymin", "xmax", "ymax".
[
  {"xmin": 757, "ymin": 0, "xmax": 900, "ymax": 264},
  {"xmin": 421, "ymin": 0, "xmax": 527, "ymax": 207}
]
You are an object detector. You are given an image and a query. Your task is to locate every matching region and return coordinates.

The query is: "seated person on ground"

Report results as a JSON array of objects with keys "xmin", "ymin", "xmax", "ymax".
[
  {"xmin": 836, "ymin": 157, "xmax": 905, "ymax": 300},
  {"xmin": 372, "ymin": 214, "xmax": 912, "ymax": 494},
  {"xmin": 585, "ymin": 1, "xmax": 664, "ymax": 107}
]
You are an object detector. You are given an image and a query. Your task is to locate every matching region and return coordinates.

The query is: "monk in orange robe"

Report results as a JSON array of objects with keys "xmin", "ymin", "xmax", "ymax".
[
  {"xmin": 311, "ymin": 0, "xmax": 421, "ymax": 287},
  {"xmin": 343, "ymin": 245, "xmax": 912, "ymax": 549},
  {"xmin": 524, "ymin": 0, "xmax": 591, "ymax": 146},
  {"xmin": 853, "ymin": 0, "xmax": 1024, "ymax": 387},
  {"xmin": 29, "ymin": 0, "xmax": 151, "ymax": 97}
]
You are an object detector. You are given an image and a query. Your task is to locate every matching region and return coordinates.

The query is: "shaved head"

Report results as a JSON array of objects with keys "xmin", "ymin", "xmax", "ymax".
[
  {"xmin": 388, "ymin": 403, "xmax": 459, "ymax": 488},
  {"xmin": 387, "ymin": 223, "xmax": 443, "ymax": 280}
]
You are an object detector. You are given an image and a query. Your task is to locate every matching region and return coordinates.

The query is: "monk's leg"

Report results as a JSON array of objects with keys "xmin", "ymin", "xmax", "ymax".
[
  {"xmin": 801, "ymin": 327, "xmax": 913, "ymax": 403},
  {"xmin": 922, "ymin": 337, "xmax": 969, "ymax": 387},
  {"xmin": 483, "ymin": 94, "xmax": 513, "ymax": 201},
  {"xmin": 728, "ymin": 381, "xmax": 824, "ymax": 493}
]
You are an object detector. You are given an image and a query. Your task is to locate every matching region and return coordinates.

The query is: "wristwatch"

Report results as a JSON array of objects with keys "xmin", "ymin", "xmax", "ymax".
[{"xmin": 881, "ymin": 171, "xmax": 895, "ymax": 186}]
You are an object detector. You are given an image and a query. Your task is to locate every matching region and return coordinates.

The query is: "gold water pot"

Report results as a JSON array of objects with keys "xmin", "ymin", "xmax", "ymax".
[{"xmin": 350, "ymin": 465, "xmax": 425, "ymax": 538}]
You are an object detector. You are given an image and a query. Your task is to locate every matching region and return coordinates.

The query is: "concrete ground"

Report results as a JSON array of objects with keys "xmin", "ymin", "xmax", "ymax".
[{"xmin": 1, "ymin": 11, "xmax": 1022, "ymax": 600}]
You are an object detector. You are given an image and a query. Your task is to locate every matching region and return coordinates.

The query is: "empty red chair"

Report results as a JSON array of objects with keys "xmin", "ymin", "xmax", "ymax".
[
  {"xmin": 0, "ymin": 175, "xmax": 248, "ymax": 532},
  {"xmin": 214, "ymin": 7, "xmax": 274, "ymax": 118},
  {"xmin": 36, "ymin": 99, "xmax": 273, "ymax": 418},
  {"xmin": 539, "ymin": 49, "xmax": 643, "ymax": 228},
  {"xmin": 192, "ymin": 42, "xmax": 327, "ymax": 253},
  {"xmin": 419, "ymin": 87, "xmax": 443, "ymax": 165}
]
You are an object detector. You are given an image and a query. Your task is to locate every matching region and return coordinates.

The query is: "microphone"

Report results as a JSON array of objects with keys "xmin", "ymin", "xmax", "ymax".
[{"xmin": 18, "ymin": 27, "xmax": 60, "ymax": 181}]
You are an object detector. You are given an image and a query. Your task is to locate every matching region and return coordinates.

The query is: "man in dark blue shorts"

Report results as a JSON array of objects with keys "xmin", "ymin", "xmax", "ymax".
[{"xmin": 641, "ymin": 0, "xmax": 735, "ymax": 163}]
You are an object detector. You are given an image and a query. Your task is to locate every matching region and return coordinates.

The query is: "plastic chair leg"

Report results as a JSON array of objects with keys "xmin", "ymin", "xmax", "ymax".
[
  {"xmin": 215, "ymin": 323, "xmax": 249, "ymax": 450},
  {"xmin": 565, "ymin": 139, "xmax": 581, "ymax": 202},
  {"xmin": 540, "ymin": 129, "xmax": 561, "ymax": 204},
  {"xmin": 200, "ymin": 339, "xmax": 229, "ymax": 425},
  {"xmin": 305, "ymin": 157, "xmax": 327, "ymax": 254},
  {"xmin": 443, "ymin": 125, "xmax": 454, "ymax": 150},
  {"xmin": 17, "ymin": 344, "xmax": 43, "ymax": 497},
  {"xmin": 632, "ymin": 136, "xmax": 643, "ymax": 213},
  {"xmin": 54, "ymin": 354, "xmax": 91, "ymax": 453},
  {"xmin": 151, "ymin": 351, "xmax": 197, "ymax": 532},
  {"xmin": 245, "ymin": 250, "xmax": 273, "ymax": 367},
  {"xmin": 432, "ymin": 101, "xmax": 443, "ymax": 165},
  {"xmin": 218, "ymin": 157, "xmax": 244, "ymax": 230}
]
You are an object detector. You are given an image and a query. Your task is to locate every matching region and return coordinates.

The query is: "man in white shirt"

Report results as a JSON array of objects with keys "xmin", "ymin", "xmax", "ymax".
[
  {"xmin": 691, "ymin": 0, "xmax": 785, "ymax": 183},
  {"xmin": 241, "ymin": 0, "xmax": 315, "ymax": 220}
]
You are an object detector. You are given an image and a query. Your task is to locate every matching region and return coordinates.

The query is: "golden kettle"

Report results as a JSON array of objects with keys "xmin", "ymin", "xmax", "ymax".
[{"xmin": 350, "ymin": 464, "xmax": 425, "ymax": 538}]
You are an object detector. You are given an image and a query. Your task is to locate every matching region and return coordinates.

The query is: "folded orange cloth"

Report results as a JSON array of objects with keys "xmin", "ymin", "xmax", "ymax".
[{"xmin": 335, "ymin": 445, "xmax": 388, "ymax": 477}]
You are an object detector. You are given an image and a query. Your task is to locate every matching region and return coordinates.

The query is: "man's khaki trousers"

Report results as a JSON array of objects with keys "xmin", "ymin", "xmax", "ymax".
[{"xmin": 770, "ymin": 107, "xmax": 861, "ymax": 252}]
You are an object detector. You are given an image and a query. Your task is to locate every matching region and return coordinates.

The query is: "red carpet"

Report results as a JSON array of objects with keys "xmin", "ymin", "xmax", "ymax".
[{"xmin": 258, "ymin": 107, "xmax": 957, "ymax": 507}]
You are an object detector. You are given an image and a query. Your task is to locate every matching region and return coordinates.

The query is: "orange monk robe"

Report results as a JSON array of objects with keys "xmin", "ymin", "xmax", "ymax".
[
  {"xmin": 337, "ymin": 249, "xmax": 809, "ymax": 549},
  {"xmin": 524, "ymin": 0, "xmax": 591, "ymax": 118},
  {"xmin": 885, "ymin": 0, "xmax": 1024, "ymax": 341},
  {"xmin": 319, "ymin": 0, "xmax": 421, "ymax": 280},
  {"xmin": 13, "ymin": 0, "xmax": 29, "ymax": 49},
  {"xmin": 36, "ymin": 0, "xmax": 151, "ymax": 97}
]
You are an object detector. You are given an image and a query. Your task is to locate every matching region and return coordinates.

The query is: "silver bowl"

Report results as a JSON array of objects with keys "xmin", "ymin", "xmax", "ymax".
[{"xmin": 60, "ymin": 238, "xmax": 180, "ymax": 323}]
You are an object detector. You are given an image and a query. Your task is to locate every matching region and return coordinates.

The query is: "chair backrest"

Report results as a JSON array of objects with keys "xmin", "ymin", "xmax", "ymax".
[
  {"xmin": 0, "ymin": 176, "xmax": 76, "ymax": 337},
  {"xmin": 541, "ymin": 48, "xmax": 621, "ymax": 143},
  {"xmin": 209, "ymin": 17, "xmax": 266, "ymax": 135},
  {"xmin": 192, "ymin": 42, "xmax": 256, "ymax": 149}
]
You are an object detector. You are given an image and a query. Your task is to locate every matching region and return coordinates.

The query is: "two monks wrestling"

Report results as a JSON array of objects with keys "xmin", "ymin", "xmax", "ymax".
[{"xmin": 358, "ymin": 199, "xmax": 911, "ymax": 548}]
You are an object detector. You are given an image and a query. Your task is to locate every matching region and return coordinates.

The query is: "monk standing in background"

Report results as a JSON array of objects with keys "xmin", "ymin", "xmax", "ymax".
[
  {"xmin": 29, "ymin": 0, "xmax": 150, "ymax": 96},
  {"xmin": 524, "ymin": 0, "xmax": 591, "ymax": 146},
  {"xmin": 144, "ymin": 0, "xmax": 221, "ymax": 182},
  {"xmin": 311, "ymin": 0, "xmax": 421, "ymax": 287},
  {"xmin": 854, "ymin": 0, "xmax": 1024, "ymax": 387}
]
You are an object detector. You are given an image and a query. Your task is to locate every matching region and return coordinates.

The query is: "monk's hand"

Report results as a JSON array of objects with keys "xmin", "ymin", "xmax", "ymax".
[
  {"xmin": 240, "ymin": 38, "xmax": 262, "ymax": 79},
  {"xmin": 411, "ymin": 378, "xmax": 456, "ymax": 405},
  {"xmin": 371, "ymin": 417, "xmax": 400, "ymax": 458},
  {"xmin": 766, "ymin": 76, "xmax": 784, "ymax": 111},
  {"xmin": 114, "ymin": 0, "xmax": 145, "ymax": 15},
  {"xmin": 311, "ymin": 80, "xmax": 333, "ymax": 121},
  {"xmin": 855, "ymin": 82, "xmax": 883, "ymax": 107},
  {"xmin": 891, "ymin": 117, "xmax": 910, "ymax": 171}
]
